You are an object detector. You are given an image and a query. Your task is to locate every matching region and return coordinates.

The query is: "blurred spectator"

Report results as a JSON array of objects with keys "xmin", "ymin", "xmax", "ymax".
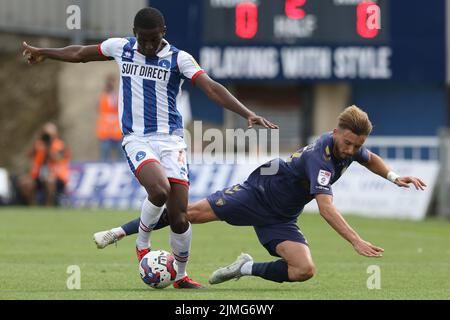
[
  {"xmin": 27, "ymin": 122, "xmax": 71, "ymax": 206},
  {"xmin": 96, "ymin": 74, "xmax": 123, "ymax": 161}
]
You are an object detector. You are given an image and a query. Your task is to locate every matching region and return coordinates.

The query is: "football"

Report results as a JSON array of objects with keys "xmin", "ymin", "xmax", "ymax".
[{"xmin": 138, "ymin": 250, "xmax": 177, "ymax": 289}]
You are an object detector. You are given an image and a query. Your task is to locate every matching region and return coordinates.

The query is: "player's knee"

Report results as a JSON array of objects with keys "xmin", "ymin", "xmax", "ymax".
[
  {"xmin": 289, "ymin": 264, "xmax": 315, "ymax": 282},
  {"xmin": 169, "ymin": 215, "xmax": 189, "ymax": 233},
  {"xmin": 148, "ymin": 184, "xmax": 171, "ymax": 206}
]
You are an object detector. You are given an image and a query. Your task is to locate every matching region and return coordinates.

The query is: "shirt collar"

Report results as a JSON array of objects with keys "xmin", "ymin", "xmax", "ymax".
[
  {"xmin": 157, "ymin": 39, "xmax": 171, "ymax": 57},
  {"xmin": 133, "ymin": 38, "xmax": 171, "ymax": 58}
]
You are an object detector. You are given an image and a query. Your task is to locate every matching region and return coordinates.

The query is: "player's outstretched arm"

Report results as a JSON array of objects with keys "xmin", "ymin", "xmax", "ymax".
[
  {"xmin": 315, "ymin": 193, "xmax": 384, "ymax": 258},
  {"xmin": 22, "ymin": 41, "xmax": 108, "ymax": 64},
  {"xmin": 194, "ymin": 73, "xmax": 278, "ymax": 129},
  {"xmin": 363, "ymin": 151, "xmax": 427, "ymax": 190}
]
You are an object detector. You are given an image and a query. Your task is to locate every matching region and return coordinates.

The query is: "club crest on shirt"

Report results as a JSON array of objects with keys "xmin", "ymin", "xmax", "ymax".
[
  {"xmin": 158, "ymin": 59, "xmax": 171, "ymax": 69},
  {"xmin": 317, "ymin": 169, "xmax": 331, "ymax": 186},
  {"xmin": 215, "ymin": 198, "xmax": 226, "ymax": 206}
]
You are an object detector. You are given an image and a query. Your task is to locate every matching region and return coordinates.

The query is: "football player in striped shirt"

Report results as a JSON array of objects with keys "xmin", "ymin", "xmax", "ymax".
[{"xmin": 23, "ymin": 7, "xmax": 278, "ymax": 289}]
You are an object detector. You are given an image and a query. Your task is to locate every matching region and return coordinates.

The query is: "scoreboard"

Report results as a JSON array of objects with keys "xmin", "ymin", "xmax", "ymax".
[
  {"xmin": 203, "ymin": 0, "xmax": 388, "ymax": 45},
  {"xmin": 152, "ymin": 0, "xmax": 445, "ymax": 82},
  {"xmin": 200, "ymin": 0, "xmax": 394, "ymax": 80}
]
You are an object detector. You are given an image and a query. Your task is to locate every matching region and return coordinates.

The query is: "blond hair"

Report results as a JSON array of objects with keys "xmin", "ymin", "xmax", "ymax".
[{"xmin": 337, "ymin": 105, "xmax": 373, "ymax": 136}]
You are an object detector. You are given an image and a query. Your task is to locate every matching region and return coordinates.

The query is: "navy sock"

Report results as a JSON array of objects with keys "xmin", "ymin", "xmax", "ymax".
[
  {"xmin": 120, "ymin": 209, "xmax": 170, "ymax": 235},
  {"xmin": 153, "ymin": 208, "xmax": 170, "ymax": 230},
  {"xmin": 251, "ymin": 260, "xmax": 290, "ymax": 283},
  {"xmin": 121, "ymin": 218, "xmax": 140, "ymax": 235}
]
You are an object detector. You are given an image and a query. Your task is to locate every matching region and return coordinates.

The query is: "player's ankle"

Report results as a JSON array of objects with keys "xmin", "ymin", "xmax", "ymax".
[
  {"xmin": 175, "ymin": 272, "xmax": 187, "ymax": 282},
  {"xmin": 240, "ymin": 261, "xmax": 253, "ymax": 275},
  {"xmin": 111, "ymin": 227, "xmax": 126, "ymax": 239},
  {"xmin": 136, "ymin": 242, "xmax": 149, "ymax": 250}
]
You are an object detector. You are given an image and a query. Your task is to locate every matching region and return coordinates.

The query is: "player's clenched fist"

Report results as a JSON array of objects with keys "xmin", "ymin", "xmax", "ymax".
[{"xmin": 22, "ymin": 41, "xmax": 46, "ymax": 65}]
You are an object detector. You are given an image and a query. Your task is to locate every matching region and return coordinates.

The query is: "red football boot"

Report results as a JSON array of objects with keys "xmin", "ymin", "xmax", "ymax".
[
  {"xmin": 136, "ymin": 247, "xmax": 150, "ymax": 262},
  {"xmin": 173, "ymin": 276, "xmax": 204, "ymax": 289}
]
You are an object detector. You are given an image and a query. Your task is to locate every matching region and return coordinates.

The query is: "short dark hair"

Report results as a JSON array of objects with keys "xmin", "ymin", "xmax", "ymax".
[{"xmin": 134, "ymin": 7, "xmax": 165, "ymax": 30}]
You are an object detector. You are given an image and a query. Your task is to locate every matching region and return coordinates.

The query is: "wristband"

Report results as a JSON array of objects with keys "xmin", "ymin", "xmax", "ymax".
[{"xmin": 387, "ymin": 171, "xmax": 400, "ymax": 183}]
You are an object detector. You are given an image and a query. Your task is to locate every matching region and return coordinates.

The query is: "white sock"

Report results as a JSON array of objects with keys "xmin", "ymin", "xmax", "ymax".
[
  {"xmin": 170, "ymin": 223, "xmax": 192, "ymax": 281},
  {"xmin": 136, "ymin": 198, "xmax": 164, "ymax": 250},
  {"xmin": 240, "ymin": 261, "xmax": 253, "ymax": 276},
  {"xmin": 111, "ymin": 227, "xmax": 125, "ymax": 239}
]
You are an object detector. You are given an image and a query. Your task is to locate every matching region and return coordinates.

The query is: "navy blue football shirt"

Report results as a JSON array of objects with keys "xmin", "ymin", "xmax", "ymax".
[{"xmin": 244, "ymin": 132, "xmax": 370, "ymax": 218}]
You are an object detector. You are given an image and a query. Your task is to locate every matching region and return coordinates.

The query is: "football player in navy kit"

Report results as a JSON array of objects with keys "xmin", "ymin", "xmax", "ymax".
[{"xmin": 94, "ymin": 105, "xmax": 426, "ymax": 285}]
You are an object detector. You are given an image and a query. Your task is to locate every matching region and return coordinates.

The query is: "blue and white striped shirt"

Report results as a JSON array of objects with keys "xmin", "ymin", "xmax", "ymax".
[{"xmin": 99, "ymin": 37, "xmax": 204, "ymax": 137}]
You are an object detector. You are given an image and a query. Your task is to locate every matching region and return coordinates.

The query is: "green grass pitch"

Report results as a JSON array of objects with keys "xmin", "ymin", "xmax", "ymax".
[{"xmin": 0, "ymin": 207, "xmax": 449, "ymax": 300}]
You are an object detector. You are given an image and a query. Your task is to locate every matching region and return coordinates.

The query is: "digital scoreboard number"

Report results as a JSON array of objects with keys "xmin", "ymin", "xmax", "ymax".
[{"xmin": 203, "ymin": 0, "xmax": 388, "ymax": 44}]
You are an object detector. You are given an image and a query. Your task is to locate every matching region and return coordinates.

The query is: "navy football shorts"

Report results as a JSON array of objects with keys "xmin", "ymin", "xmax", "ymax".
[{"xmin": 207, "ymin": 183, "xmax": 308, "ymax": 257}]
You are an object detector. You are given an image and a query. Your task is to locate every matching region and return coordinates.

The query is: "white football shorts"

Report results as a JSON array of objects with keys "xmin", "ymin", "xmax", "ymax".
[{"xmin": 122, "ymin": 134, "xmax": 188, "ymax": 185}]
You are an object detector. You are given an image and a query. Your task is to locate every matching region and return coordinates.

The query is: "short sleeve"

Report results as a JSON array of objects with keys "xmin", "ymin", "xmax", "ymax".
[
  {"xmin": 305, "ymin": 153, "xmax": 334, "ymax": 196},
  {"xmin": 98, "ymin": 38, "xmax": 125, "ymax": 59},
  {"xmin": 177, "ymin": 51, "xmax": 205, "ymax": 84},
  {"xmin": 353, "ymin": 146, "xmax": 370, "ymax": 164}
]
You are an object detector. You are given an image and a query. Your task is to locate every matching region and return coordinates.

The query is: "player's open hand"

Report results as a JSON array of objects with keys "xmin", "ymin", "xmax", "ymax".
[
  {"xmin": 247, "ymin": 114, "xmax": 279, "ymax": 129},
  {"xmin": 353, "ymin": 239, "xmax": 384, "ymax": 257},
  {"xmin": 394, "ymin": 176, "xmax": 427, "ymax": 190},
  {"xmin": 22, "ymin": 41, "xmax": 45, "ymax": 65}
]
